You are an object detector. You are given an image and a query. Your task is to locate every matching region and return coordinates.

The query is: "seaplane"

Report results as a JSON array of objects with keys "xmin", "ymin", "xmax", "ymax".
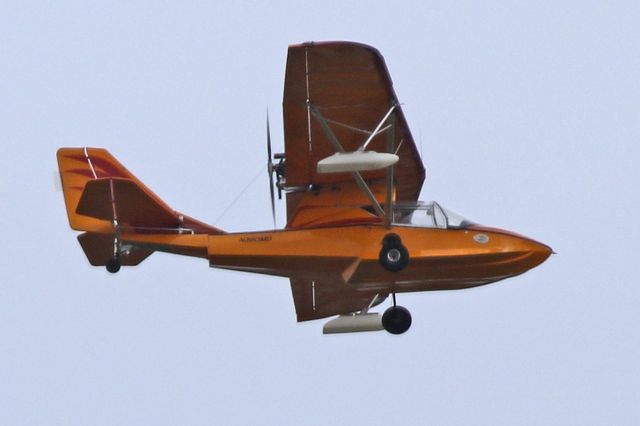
[{"xmin": 57, "ymin": 41, "xmax": 552, "ymax": 334}]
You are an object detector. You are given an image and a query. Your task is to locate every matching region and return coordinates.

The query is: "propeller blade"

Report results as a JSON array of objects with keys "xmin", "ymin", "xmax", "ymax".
[
  {"xmin": 267, "ymin": 112, "xmax": 276, "ymax": 229},
  {"xmin": 53, "ymin": 170, "xmax": 63, "ymax": 192},
  {"xmin": 267, "ymin": 113, "xmax": 273, "ymax": 169}
]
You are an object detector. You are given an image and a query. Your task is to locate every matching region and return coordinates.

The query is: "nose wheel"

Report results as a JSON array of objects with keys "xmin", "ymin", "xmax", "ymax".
[{"xmin": 382, "ymin": 293, "xmax": 412, "ymax": 334}]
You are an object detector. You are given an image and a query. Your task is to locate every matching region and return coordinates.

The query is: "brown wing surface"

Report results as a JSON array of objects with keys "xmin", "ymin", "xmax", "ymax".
[
  {"xmin": 290, "ymin": 277, "xmax": 380, "ymax": 321},
  {"xmin": 282, "ymin": 41, "xmax": 425, "ymax": 224}
]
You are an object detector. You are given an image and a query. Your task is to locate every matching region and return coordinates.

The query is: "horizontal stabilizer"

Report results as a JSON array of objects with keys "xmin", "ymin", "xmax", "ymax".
[
  {"xmin": 76, "ymin": 178, "xmax": 178, "ymax": 228},
  {"xmin": 78, "ymin": 232, "xmax": 153, "ymax": 266}
]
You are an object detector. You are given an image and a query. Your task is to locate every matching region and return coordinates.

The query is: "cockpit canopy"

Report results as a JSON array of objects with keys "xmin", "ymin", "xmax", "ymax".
[{"xmin": 393, "ymin": 201, "xmax": 475, "ymax": 229}]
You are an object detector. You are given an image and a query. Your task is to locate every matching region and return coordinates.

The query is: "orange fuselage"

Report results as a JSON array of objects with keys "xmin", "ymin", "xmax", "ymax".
[{"xmin": 122, "ymin": 224, "xmax": 551, "ymax": 294}]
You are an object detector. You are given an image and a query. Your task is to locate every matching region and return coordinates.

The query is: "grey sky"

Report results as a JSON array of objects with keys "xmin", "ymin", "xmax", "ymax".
[{"xmin": 1, "ymin": 1, "xmax": 639, "ymax": 425}]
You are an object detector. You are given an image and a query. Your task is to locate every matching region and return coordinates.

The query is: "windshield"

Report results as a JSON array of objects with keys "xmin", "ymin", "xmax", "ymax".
[{"xmin": 393, "ymin": 201, "xmax": 475, "ymax": 229}]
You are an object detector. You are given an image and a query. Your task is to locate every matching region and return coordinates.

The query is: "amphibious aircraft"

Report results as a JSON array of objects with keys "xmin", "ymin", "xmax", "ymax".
[{"xmin": 57, "ymin": 41, "xmax": 552, "ymax": 334}]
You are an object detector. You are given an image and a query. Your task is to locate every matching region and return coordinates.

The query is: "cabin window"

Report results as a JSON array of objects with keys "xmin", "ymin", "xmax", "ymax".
[{"xmin": 393, "ymin": 201, "xmax": 474, "ymax": 229}]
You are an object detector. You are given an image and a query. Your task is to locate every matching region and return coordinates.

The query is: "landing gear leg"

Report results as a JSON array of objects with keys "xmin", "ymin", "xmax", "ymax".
[
  {"xmin": 106, "ymin": 231, "xmax": 121, "ymax": 273},
  {"xmin": 382, "ymin": 293, "xmax": 412, "ymax": 334}
]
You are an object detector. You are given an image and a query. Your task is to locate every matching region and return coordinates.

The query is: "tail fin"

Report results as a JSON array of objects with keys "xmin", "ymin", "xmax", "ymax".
[
  {"xmin": 57, "ymin": 147, "xmax": 135, "ymax": 232},
  {"xmin": 57, "ymin": 147, "xmax": 223, "ymax": 266}
]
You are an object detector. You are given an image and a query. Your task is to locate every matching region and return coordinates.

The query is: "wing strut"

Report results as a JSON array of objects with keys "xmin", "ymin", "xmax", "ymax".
[
  {"xmin": 359, "ymin": 104, "xmax": 397, "ymax": 151},
  {"xmin": 308, "ymin": 102, "xmax": 387, "ymax": 218},
  {"xmin": 385, "ymin": 107, "xmax": 396, "ymax": 227}
]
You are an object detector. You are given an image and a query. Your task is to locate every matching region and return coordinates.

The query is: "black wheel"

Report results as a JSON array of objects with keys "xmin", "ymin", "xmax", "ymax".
[
  {"xmin": 379, "ymin": 242, "xmax": 409, "ymax": 272},
  {"xmin": 382, "ymin": 233, "xmax": 402, "ymax": 247},
  {"xmin": 106, "ymin": 256, "xmax": 121, "ymax": 273},
  {"xmin": 382, "ymin": 305, "xmax": 412, "ymax": 334}
]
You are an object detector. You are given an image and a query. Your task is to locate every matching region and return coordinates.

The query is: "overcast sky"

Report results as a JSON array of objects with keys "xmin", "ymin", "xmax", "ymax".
[{"xmin": 2, "ymin": 1, "xmax": 639, "ymax": 425}]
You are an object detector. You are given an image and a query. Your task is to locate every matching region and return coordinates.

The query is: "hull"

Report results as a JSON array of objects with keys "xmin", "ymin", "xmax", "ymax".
[{"xmin": 206, "ymin": 225, "xmax": 551, "ymax": 293}]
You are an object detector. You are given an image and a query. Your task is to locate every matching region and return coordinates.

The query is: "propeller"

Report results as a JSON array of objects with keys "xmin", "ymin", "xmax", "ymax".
[
  {"xmin": 53, "ymin": 170, "xmax": 63, "ymax": 192},
  {"xmin": 267, "ymin": 112, "xmax": 276, "ymax": 229}
]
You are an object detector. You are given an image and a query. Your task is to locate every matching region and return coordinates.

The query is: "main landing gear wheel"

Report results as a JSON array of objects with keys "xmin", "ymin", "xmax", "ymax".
[
  {"xmin": 382, "ymin": 305, "xmax": 412, "ymax": 334},
  {"xmin": 379, "ymin": 233, "xmax": 409, "ymax": 272},
  {"xmin": 106, "ymin": 256, "xmax": 121, "ymax": 274}
]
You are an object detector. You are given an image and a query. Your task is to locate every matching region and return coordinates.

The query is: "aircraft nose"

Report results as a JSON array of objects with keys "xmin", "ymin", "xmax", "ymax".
[
  {"xmin": 528, "ymin": 240, "xmax": 553, "ymax": 267},
  {"xmin": 468, "ymin": 225, "xmax": 553, "ymax": 273}
]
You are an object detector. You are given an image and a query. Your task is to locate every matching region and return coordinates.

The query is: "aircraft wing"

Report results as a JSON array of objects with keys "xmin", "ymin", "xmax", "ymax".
[
  {"xmin": 290, "ymin": 278, "xmax": 380, "ymax": 321},
  {"xmin": 282, "ymin": 41, "xmax": 425, "ymax": 228}
]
